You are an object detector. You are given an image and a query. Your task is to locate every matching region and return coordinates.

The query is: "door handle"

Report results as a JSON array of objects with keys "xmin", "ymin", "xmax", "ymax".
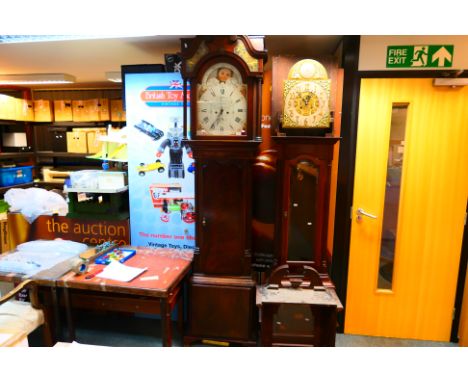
[{"xmin": 356, "ymin": 208, "xmax": 377, "ymax": 221}]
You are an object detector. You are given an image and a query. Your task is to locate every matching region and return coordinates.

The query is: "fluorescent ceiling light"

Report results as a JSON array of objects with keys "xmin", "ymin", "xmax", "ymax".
[
  {"xmin": 0, "ymin": 73, "xmax": 76, "ymax": 85},
  {"xmin": 0, "ymin": 35, "xmax": 156, "ymax": 44},
  {"xmin": 106, "ymin": 71, "xmax": 122, "ymax": 83}
]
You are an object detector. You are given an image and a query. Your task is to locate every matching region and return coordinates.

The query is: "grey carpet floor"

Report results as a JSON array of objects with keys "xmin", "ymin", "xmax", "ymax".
[{"xmin": 66, "ymin": 311, "xmax": 457, "ymax": 347}]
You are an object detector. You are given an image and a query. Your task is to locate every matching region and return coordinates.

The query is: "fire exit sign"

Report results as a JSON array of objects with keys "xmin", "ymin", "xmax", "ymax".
[{"xmin": 386, "ymin": 45, "xmax": 454, "ymax": 68}]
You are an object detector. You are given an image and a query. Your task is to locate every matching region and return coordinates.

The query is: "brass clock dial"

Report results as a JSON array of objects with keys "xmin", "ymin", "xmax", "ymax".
[
  {"xmin": 196, "ymin": 63, "xmax": 248, "ymax": 137},
  {"xmin": 283, "ymin": 80, "xmax": 330, "ymax": 128}
]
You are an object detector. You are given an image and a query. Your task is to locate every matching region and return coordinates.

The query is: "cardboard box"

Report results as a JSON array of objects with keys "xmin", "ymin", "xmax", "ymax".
[
  {"xmin": 83, "ymin": 99, "xmax": 100, "ymax": 121},
  {"xmin": 33, "ymin": 100, "xmax": 53, "ymax": 122},
  {"xmin": 71, "ymin": 128, "xmax": 106, "ymax": 154},
  {"xmin": 42, "ymin": 168, "xmax": 72, "ymax": 184},
  {"xmin": 72, "ymin": 100, "xmax": 85, "ymax": 122},
  {"xmin": 86, "ymin": 131, "xmax": 104, "ymax": 154},
  {"xmin": 0, "ymin": 94, "xmax": 16, "ymax": 120},
  {"xmin": 66, "ymin": 131, "xmax": 88, "ymax": 153},
  {"xmin": 16, "ymin": 99, "xmax": 35, "ymax": 121},
  {"xmin": 98, "ymin": 98, "xmax": 110, "ymax": 121},
  {"xmin": 53, "ymin": 100, "xmax": 73, "ymax": 122},
  {"xmin": 110, "ymin": 99, "xmax": 126, "ymax": 122}
]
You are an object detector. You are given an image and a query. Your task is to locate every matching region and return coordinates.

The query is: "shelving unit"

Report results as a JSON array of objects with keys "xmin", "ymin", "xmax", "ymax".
[
  {"xmin": 0, "ymin": 87, "xmax": 127, "ymax": 195},
  {"xmin": 0, "ymin": 117, "xmax": 35, "ymax": 194},
  {"xmin": 31, "ymin": 103, "xmax": 127, "ymax": 184},
  {"xmin": 0, "ymin": 182, "xmax": 34, "ymax": 193},
  {"xmin": 0, "ymin": 152, "xmax": 34, "ymax": 159}
]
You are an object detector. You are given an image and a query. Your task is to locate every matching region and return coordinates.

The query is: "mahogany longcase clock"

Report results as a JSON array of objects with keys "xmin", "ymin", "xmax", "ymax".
[{"xmin": 180, "ymin": 35, "xmax": 267, "ymax": 345}]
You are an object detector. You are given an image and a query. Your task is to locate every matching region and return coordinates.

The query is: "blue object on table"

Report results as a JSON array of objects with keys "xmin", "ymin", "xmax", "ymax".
[{"xmin": 94, "ymin": 248, "xmax": 136, "ymax": 265}]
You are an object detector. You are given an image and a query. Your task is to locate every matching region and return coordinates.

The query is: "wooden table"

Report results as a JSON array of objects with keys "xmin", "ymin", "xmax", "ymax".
[{"xmin": 56, "ymin": 247, "xmax": 193, "ymax": 347}]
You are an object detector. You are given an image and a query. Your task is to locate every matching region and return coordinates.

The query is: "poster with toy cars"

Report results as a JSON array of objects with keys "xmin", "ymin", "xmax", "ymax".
[{"xmin": 125, "ymin": 72, "xmax": 195, "ymax": 250}]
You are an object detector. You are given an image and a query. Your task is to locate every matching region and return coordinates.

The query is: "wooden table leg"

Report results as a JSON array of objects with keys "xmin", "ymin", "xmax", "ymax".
[
  {"xmin": 34, "ymin": 286, "xmax": 55, "ymax": 346},
  {"xmin": 177, "ymin": 291, "xmax": 184, "ymax": 337},
  {"xmin": 62, "ymin": 288, "xmax": 75, "ymax": 342},
  {"xmin": 160, "ymin": 298, "xmax": 172, "ymax": 347},
  {"xmin": 51, "ymin": 287, "xmax": 62, "ymax": 341}
]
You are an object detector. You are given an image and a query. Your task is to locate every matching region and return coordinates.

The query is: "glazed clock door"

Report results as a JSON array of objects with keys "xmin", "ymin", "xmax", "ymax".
[
  {"xmin": 284, "ymin": 159, "xmax": 320, "ymax": 263},
  {"xmin": 195, "ymin": 159, "xmax": 251, "ymax": 275}
]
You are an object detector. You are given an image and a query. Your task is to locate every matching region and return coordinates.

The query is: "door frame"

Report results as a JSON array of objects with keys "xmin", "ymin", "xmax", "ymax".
[{"xmin": 331, "ymin": 36, "xmax": 468, "ymax": 341}]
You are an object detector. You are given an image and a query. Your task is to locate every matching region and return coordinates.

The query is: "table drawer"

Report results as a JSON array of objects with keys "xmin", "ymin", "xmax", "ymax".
[{"xmin": 67, "ymin": 291, "xmax": 161, "ymax": 315}]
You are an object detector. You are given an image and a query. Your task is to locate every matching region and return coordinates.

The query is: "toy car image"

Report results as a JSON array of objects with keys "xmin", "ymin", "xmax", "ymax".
[
  {"xmin": 137, "ymin": 160, "xmax": 165, "ymax": 176},
  {"xmin": 134, "ymin": 120, "xmax": 164, "ymax": 141}
]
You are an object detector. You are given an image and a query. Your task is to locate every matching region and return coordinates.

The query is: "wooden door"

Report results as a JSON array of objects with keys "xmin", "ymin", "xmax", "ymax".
[{"xmin": 345, "ymin": 78, "xmax": 468, "ymax": 341}]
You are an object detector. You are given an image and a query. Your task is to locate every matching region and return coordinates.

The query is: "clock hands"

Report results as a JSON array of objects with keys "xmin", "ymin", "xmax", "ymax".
[
  {"xmin": 302, "ymin": 94, "xmax": 312, "ymax": 106},
  {"xmin": 210, "ymin": 107, "xmax": 224, "ymax": 130}
]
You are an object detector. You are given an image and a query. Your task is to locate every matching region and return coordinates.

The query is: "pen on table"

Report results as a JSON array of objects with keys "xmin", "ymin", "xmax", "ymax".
[{"xmin": 85, "ymin": 270, "xmax": 101, "ymax": 280}]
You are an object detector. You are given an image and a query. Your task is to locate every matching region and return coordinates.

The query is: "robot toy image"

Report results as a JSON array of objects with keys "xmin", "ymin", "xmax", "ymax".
[{"xmin": 156, "ymin": 122, "xmax": 192, "ymax": 178}]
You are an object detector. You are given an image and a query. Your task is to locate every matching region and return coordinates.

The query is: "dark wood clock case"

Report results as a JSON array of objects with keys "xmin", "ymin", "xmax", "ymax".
[
  {"xmin": 180, "ymin": 36, "xmax": 267, "ymax": 345},
  {"xmin": 273, "ymin": 136, "xmax": 340, "ymax": 275}
]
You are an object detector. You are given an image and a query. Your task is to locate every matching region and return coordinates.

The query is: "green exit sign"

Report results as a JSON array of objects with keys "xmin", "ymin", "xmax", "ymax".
[{"xmin": 387, "ymin": 45, "xmax": 454, "ymax": 68}]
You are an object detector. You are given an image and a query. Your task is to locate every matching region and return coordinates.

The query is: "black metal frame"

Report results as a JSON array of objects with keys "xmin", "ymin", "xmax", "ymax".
[{"xmin": 120, "ymin": 64, "xmax": 166, "ymax": 110}]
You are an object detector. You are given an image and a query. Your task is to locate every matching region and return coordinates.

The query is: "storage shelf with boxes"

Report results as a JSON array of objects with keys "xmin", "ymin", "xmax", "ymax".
[{"xmin": 1, "ymin": 87, "xmax": 129, "ymax": 216}]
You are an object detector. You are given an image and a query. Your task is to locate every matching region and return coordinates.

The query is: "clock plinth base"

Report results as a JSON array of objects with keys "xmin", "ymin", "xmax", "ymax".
[
  {"xmin": 277, "ymin": 122, "xmax": 333, "ymax": 137},
  {"xmin": 185, "ymin": 275, "xmax": 257, "ymax": 345},
  {"xmin": 183, "ymin": 336, "xmax": 257, "ymax": 347}
]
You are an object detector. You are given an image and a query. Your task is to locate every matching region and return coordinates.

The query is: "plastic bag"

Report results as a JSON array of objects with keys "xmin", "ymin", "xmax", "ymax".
[
  {"xmin": 4, "ymin": 188, "xmax": 68, "ymax": 223},
  {"xmin": 0, "ymin": 239, "xmax": 88, "ymax": 277},
  {"xmin": 17, "ymin": 239, "xmax": 87, "ymax": 255}
]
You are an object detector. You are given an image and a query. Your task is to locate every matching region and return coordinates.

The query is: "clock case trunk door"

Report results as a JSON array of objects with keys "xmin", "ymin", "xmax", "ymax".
[{"xmin": 189, "ymin": 140, "xmax": 259, "ymax": 276}]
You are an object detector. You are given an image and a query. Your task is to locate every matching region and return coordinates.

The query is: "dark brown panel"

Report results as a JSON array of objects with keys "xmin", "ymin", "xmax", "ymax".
[
  {"xmin": 196, "ymin": 160, "xmax": 249, "ymax": 275},
  {"xmin": 188, "ymin": 281, "xmax": 254, "ymax": 341}
]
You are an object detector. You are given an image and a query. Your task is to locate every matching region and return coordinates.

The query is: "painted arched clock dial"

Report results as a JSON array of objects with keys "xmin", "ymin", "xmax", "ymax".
[{"xmin": 196, "ymin": 62, "xmax": 248, "ymax": 136}]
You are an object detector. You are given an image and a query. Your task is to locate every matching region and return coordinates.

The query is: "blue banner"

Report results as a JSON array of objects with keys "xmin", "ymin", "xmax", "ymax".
[{"xmin": 125, "ymin": 72, "xmax": 194, "ymax": 250}]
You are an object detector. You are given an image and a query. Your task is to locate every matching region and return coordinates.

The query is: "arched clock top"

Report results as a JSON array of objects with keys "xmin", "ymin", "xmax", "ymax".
[{"xmin": 180, "ymin": 35, "xmax": 267, "ymax": 79}]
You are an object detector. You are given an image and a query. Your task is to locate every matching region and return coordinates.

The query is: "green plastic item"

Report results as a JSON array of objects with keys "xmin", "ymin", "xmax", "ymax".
[
  {"xmin": 168, "ymin": 203, "xmax": 181, "ymax": 212},
  {"xmin": 0, "ymin": 199, "xmax": 9, "ymax": 213}
]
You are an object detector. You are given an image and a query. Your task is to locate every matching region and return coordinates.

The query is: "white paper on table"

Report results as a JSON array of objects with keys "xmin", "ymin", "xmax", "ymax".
[{"xmin": 95, "ymin": 261, "xmax": 147, "ymax": 282}]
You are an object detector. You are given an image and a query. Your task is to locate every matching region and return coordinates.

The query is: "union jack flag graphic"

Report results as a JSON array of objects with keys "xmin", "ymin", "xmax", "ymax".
[{"xmin": 169, "ymin": 80, "xmax": 183, "ymax": 89}]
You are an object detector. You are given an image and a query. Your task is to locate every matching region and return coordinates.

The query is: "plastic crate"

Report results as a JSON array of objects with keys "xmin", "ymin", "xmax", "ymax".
[{"xmin": 0, "ymin": 166, "xmax": 33, "ymax": 187}]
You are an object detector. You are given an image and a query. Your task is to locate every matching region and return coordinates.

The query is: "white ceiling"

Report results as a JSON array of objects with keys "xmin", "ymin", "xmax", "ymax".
[{"xmin": 0, "ymin": 35, "xmax": 343, "ymax": 88}]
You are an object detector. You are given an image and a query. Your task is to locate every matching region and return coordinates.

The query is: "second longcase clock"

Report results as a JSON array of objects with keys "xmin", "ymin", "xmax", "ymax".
[{"xmin": 180, "ymin": 35, "xmax": 267, "ymax": 344}]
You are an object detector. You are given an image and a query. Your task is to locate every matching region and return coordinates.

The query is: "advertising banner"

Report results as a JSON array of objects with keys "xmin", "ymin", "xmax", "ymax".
[
  {"xmin": 7, "ymin": 213, "xmax": 130, "ymax": 249},
  {"xmin": 125, "ymin": 72, "xmax": 195, "ymax": 250}
]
